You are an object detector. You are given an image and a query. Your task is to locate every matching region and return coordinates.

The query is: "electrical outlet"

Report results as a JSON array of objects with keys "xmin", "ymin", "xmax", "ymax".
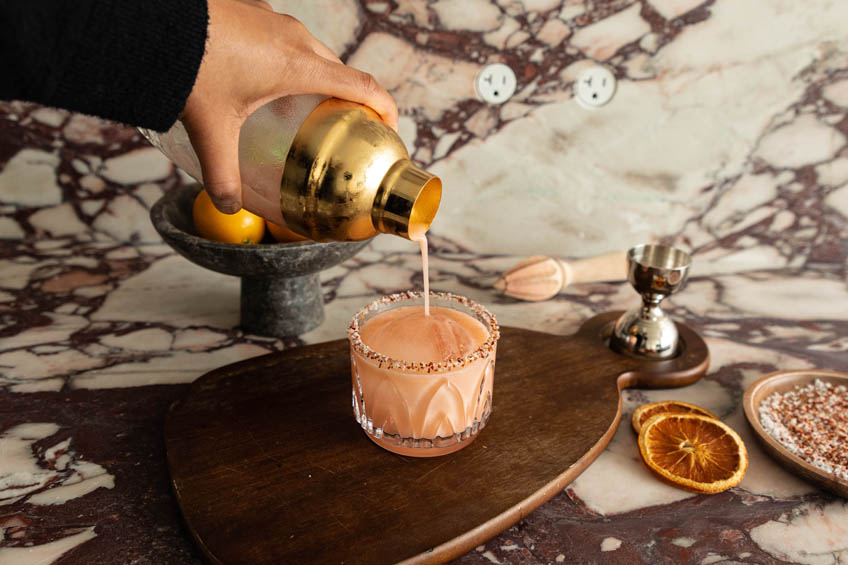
[
  {"xmin": 575, "ymin": 66, "xmax": 616, "ymax": 108},
  {"xmin": 475, "ymin": 63, "xmax": 517, "ymax": 105}
]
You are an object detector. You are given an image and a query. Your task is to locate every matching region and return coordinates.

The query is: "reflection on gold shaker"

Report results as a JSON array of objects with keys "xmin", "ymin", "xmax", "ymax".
[{"xmin": 280, "ymin": 99, "xmax": 442, "ymax": 242}]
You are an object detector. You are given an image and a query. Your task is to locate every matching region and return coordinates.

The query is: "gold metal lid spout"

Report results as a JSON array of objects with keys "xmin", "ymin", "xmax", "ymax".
[
  {"xmin": 373, "ymin": 160, "xmax": 442, "ymax": 240},
  {"xmin": 279, "ymin": 98, "xmax": 442, "ymax": 241}
]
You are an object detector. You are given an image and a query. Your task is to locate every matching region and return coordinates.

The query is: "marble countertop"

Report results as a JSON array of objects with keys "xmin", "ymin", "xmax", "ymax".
[
  {"xmin": 2, "ymin": 181, "xmax": 847, "ymax": 563},
  {"xmin": 2, "ymin": 0, "xmax": 848, "ymax": 558}
]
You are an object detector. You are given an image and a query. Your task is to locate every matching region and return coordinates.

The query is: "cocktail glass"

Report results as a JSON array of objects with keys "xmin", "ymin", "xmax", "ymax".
[{"xmin": 347, "ymin": 291, "xmax": 500, "ymax": 457}]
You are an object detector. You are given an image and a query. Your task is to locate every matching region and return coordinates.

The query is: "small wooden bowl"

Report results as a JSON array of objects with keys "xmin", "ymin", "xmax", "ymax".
[{"xmin": 743, "ymin": 370, "xmax": 848, "ymax": 498}]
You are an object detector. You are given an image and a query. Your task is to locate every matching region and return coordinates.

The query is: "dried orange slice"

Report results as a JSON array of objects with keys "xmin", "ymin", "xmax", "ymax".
[
  {"xmin": 638, "ymin": 413, "xmax": 748, "ymax": 494},
  {"xmin": 632, "ymin": 400, "xmax": 717, "ymax": 434}
]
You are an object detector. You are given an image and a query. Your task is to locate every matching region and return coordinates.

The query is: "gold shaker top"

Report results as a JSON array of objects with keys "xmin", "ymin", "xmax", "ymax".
[
  {"xmin": 373, "ymin": 160, "xmax": 441, "ymax": 239},
  {"xmin": 279, "ymin": 98, "xmax": 442, "ymax": 242}
]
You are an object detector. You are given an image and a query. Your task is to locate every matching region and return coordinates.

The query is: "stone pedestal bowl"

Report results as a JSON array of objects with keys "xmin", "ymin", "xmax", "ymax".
[{"xmin": 150, "ymin": 184, "xmax": 370, "ymax": 337}]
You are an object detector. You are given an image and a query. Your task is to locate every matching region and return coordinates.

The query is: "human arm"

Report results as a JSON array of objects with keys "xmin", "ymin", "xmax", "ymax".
[
  {"xmin": 0, "ymin": 0, "xmax": 399, "ymax": 214},
  {"xmin": 0, "ymin": 0, "xmax": 208, "ymax": 132},
  {"xmin": 181, "ymin": 0, "xmax": 398, "ymax": 213}
]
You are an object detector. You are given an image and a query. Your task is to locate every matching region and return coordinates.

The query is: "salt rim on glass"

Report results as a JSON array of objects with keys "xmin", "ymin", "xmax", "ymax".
[{"xmin": 347, "ymin": 290, "xmax": 500, "ymax": 373}]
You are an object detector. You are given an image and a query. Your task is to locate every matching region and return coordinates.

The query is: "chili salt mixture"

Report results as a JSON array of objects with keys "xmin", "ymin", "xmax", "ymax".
[{"xmin": 758, "ymin": 379, "xmax": 848, "ymax": 482}]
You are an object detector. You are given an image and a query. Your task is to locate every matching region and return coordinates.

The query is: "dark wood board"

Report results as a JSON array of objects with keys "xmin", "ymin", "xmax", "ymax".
[{"xmin": 165, "ymin": 311, "xmax": 709, "ymax": 564}]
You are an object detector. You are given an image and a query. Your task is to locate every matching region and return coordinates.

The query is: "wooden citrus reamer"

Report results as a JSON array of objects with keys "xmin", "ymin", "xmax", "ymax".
[{"xmin": 495, "ymin": 251, "xmax": 627, "ymax": 301}]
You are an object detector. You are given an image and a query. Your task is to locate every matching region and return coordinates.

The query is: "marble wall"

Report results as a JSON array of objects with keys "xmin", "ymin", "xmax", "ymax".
[
  {"xmin": 1, "ymin": 4, "xmax": 847, "ymax": 562},
  {"xmin": 1, "ymin": 0, "xmax": 846, "ymax": 272},
  {"xmin": 289, "ymin": 0, "xmax": 848, "ymax": 267}
]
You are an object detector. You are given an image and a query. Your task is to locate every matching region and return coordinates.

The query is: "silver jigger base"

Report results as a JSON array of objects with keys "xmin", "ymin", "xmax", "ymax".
[{"xmin": 610, "ymin": 306, "xmax": 679, "ymax": 359}]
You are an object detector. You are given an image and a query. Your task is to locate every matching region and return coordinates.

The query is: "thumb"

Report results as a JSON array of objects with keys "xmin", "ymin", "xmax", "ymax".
[{"xmin": 183, "ymin": 114, "xmax": 244, "ymax": 214}]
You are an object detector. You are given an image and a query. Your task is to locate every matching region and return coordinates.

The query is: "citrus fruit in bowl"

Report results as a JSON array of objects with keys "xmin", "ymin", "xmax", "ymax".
[
  {"xmin": 192, "ymin": 189, "xmax": 265, "ymax": 244},
  {"xmin": 266, "ymin": 220, "xmax": 309, "ymax": 243}
]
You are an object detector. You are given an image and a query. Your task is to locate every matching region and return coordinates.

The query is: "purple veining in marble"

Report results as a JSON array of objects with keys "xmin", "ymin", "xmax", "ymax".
[{"xmin": 1, "ymin": 0, "xmax": 847, "ymax": 562}]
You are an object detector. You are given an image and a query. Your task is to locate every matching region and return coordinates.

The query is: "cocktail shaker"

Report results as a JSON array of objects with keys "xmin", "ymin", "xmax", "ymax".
[{"xmin": 142, "ymin": 96, "xmax": 441, "ymax": 242}]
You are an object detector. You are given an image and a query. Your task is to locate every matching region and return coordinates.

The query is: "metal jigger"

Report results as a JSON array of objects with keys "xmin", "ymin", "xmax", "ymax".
[{"xmin": 610, "ymin": 244, "xmax": 691, "ymax": 359}]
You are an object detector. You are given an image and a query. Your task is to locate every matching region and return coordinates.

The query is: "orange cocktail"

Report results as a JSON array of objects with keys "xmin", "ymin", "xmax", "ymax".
[{"xmin": 348, "ymin": 291, "xmax": 500, "ymax": 457}]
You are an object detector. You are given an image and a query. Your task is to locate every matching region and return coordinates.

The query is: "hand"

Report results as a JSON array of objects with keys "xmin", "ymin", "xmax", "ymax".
[{"xmin": 182, "ymin": 0, "xmax": 399, "ymax": 214}]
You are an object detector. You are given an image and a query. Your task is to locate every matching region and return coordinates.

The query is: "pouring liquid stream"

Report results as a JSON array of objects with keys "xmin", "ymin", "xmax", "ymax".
[{"xmin": 411, "ymin": 230, "xmax": 430, "ymax": 316}]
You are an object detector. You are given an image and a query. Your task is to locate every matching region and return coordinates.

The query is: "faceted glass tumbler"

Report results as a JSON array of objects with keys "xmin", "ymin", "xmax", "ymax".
[{"xmin": 347, "ymin": 291, "xmax": 500, "ymax": 457}]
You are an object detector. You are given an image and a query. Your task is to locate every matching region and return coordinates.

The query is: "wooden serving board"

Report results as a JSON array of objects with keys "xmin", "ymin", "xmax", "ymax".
[{"xmin": 165, "ymin": 312, "xmax": 709, "ymax": 564}]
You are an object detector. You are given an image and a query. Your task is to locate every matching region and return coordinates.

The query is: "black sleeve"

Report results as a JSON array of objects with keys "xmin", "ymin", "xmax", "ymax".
[{"xmin": 0, "ymin": 0, "xmax": 208, "ymax": 132}]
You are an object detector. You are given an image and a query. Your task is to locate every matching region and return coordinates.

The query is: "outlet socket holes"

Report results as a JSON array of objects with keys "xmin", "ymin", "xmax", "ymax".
[
  {"xmin": 575, "ymin": 66, "xmax": 616, "ymax": 108},
  {"xmin": 475, "ymin": 63, "xmax": 517, "ymax": 105}
]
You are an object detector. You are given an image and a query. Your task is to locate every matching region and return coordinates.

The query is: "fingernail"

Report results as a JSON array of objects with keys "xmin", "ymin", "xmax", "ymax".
[{"xmin": 218, "ymin": 201, "xmax": 242, "ymax": 215}]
